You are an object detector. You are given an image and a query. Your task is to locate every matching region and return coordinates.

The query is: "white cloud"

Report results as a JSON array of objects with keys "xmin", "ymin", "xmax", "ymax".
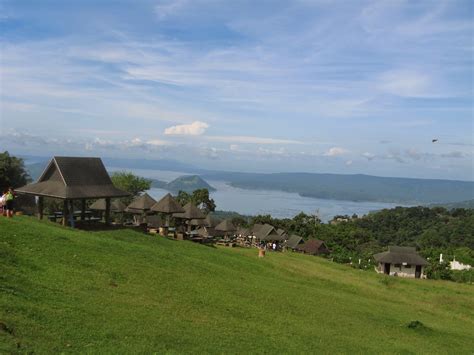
[
  {"xmin": 205, "ymin": 135, "xmax": 303, "ymax": 145},
  {"xmin": 155, "ymin": 0, "xmax": 188, "ymax": 21},
  {"xmin": 164, "ymin": 121, "xmax": 209, "ymax": 136},
  {"xmin": 324, "ymin": 147, "xmax": 349, "ymax": 157},
  {"xmin": 378, "ymin": 70, "xmax": 431, "ymax": 98},
  {"xmin": 362, "ymin": 152, "xmax": 376, "ymax": 161},
  {"xmin": 146, "ymin": 139, "xmax": 169, "ymax": 146}
]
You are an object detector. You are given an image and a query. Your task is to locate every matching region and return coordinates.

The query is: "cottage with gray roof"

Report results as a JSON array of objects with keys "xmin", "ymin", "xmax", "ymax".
[{"xmin": 374, "ymin": 246, "xmax": 428, "ymax": 279}]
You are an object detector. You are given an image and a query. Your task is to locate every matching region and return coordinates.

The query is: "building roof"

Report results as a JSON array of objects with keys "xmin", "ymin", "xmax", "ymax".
[
  {"xmin": 195, "ymin": 226, "xmax": 218, "ymax": 238},
  {"xmin": 89, "ymin": 199, "xmax": 126, "ymax": 212},
  {"xmin": 15, "ymin": 157, "xmax": 129, "ymax": 200},
  {"xmin": 253, "ymin": 223, "xmax": 284, "ymax": 241},
  {"xmin": 298, "ymin": 239, "xmax": 329, "ymax": 255},
  {"xmin": 237, "ymin": 227, "xmax": 249, "ymax": 236},
  {"xmin": 286, "ymin": 234, "xmax": 303, "ymax": 249},
  {"xmin": 126, "ymin": 193, "xmax": 157, "ymax": 213},
  {"xmin": 172, "ymin": 202, "xmax": 206, "ymax": 220},
  {"xmin": 374, "ymin": 246, "xmax": 428, "ymax": 266},
  {"xmin": 215, "ymin": 219, "xmax": 237, "ymax": 232},
  {"xmin": 205, "ymin": 215, "xmax": 221, "ymax": 228},
  {"xmin": 276, "ymin": 228, "xmax": 288, "ymax": 239},
  {"xmin": 150, "ymin": 193, "xmax": 184, "ymax": 214}
]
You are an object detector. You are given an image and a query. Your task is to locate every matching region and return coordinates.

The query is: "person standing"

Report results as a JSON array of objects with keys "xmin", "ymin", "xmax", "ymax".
[
  {"xmin": 0, "ymin": 191, "xmax": 4, "ymax": 216},
  {"xmin": 5, "ymin": 188, "xmax": 15, "ymax": 218}
]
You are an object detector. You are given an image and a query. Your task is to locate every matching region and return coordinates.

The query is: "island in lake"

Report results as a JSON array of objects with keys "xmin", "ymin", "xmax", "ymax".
[{"xmin": 151, "ymin": 175, "xmax": 216, "ymax": 193}]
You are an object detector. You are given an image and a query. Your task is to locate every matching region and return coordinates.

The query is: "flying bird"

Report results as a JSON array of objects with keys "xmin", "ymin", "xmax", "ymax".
[{"xmin": 432, "ymin": 139, "xmax": 438, "ymax": 143}]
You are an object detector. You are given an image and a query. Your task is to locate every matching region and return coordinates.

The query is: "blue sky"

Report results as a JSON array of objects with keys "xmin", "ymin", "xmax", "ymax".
[{"xmin": 0, "ymin": 0, "xmax": 473, "ymax": 180}]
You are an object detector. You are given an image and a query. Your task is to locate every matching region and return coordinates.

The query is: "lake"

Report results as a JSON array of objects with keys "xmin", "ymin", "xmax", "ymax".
[{"xmin": 108, "ymin": 167, "xmax": 404, "ymax": 222}]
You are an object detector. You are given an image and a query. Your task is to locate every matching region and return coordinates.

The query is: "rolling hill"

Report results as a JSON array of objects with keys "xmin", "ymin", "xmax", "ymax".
[{"xmin": 1, "ymin": 217, "xmax": 473, "ymax": 353}]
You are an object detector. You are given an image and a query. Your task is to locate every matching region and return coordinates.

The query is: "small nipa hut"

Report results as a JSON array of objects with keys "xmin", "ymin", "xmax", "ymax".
[
  {"xmin": 173, "ymin": 202, "xmax": 206, "ymax": 232},
  {"xmin": 15, "ymin": 157, "xmax": 129, "ymax": 227},
  {"xmin": 297, "ymin": 239, "xmax": 330, "ymax": 255},
  {"xmin": 215, "ymin": 219, "xmax": 237, "ymax": 238},
  {"xmin": 374, "ymin": 246, "xmax": 428, "ymax": 279},
  {"xmin": 253, "ymin": 223, "xmax": 285, "ymax": 243},
  {"xmin": 150, "ymin": 193, "xmax": 184, "ymax": 235},
  {"xmin": 125, "ymin": 193, "xmax": 157, "ymax": 214},
  {"xmin": 194, "ymin": 215, "xmax": 221, "ymax": 238},
  {"xmin": 286, "ymin": 234, "xmax": 304, "ymax": 250}
]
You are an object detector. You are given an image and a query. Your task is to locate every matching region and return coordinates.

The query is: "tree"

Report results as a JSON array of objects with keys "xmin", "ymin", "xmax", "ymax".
[
  {"xmin": 0, "ymin": 151, "xmax": 30, "ymax": 190},
  {"xmin": 110, "ymin": 171, "xmax": 151, "ymax": 204},
  {"xmin": 176, "ymin": 188, "xmax": 216, "ymax": 213},
  {"xmin": 176, "ymin": 190, "xmax": 192, "ymax": 206},
  {"xmin": 191, "ymin": 188, "xmax": 216, "ymax": 213}
]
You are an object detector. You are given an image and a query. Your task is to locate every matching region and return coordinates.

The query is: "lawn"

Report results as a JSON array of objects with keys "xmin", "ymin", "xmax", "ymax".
[{"xmin": 1, "ymin": 216, "xmax": 473, "ymax": 353}]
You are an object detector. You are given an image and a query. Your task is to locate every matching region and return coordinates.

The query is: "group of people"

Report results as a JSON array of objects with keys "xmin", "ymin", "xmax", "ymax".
[{"xmin": 0, "ymin": 188, "xmax": 15, "ymax": 217}]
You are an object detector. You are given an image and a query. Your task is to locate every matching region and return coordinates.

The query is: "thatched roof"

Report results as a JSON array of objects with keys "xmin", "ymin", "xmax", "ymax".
[
  {"xmin": 151, "ymin": 193, "xmax": 184, "ymax": 214},
  {"xmin": 215, "ymin": 219, "xmax": 237, "ymax": 232},
  {"xmin": 286, "ymin": 234, "xmax": 303, "ymax": 249},
  {"xmin": 253, "ymin": 223, "xmax": 284, "ymax": 241},
  {"xmin": 276, "ymin": 228, "xmax": 288, "ymax": 238},
  {"xmin": 298, "ymin": 239, "xmax": 330, "ymax": 255},
  {"xmin": 195, "ymin": 226, "xmax": 217, "ymax": 238},
  {"xmin": 173, "ymin": 202, "xmax": 206, "ymax": 220},
  {"xmin": 204, "ymin": 214, "xmax": 221, "ymax": 228},
  {"xmin": 16, "ymin": 157, "xmax": 129, "ymax": 200},
  {"xmin": 374, "ymin": 246, "xmax": 428, "ymax": 266},
  {"xmin": 126, "ymin": 193, "xmax": 157, "ymax": 213},
  {"xmin": 237, "ymin": 227, "xmax": 249, "ymax": 236},
  {"xmin": 89, "ymin": 199, "xmax": 126, "ymax": 212}
]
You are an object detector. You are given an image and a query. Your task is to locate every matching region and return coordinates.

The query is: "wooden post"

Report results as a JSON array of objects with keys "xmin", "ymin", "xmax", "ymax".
[
  {"xmin": 62, "ymin": 200, "xmax": 68, "ymax": 226},
  {"xmin": 69, "ymin": 200, "xmax": 75, "ymax": 228},
  {"xmin": 81, "ymin": 199, "xmax": 86, "ymax": 221},
  {"xmin": 38, "ymin": 196, "xmax": 44, "ymax": 220},
  {"xmin": 105, "ymin": 198, "xmax": 111, "ymax": 226}
]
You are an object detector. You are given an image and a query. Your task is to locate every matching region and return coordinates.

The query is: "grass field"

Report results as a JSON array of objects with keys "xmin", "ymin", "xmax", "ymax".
[{"xmin": 1, "ymin": 216, "xmax": 473, "ymax": 354}]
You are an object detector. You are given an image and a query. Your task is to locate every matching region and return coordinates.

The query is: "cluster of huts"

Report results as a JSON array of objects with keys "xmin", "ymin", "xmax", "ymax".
[{"xmin": 16, "ymin": 156, "xmax": 429, "ymax": 279}]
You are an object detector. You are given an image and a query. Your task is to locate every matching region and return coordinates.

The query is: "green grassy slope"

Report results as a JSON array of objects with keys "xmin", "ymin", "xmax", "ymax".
[{"xmin": 1, "ymin": 217, "xmax": 473, "ymax": 354}]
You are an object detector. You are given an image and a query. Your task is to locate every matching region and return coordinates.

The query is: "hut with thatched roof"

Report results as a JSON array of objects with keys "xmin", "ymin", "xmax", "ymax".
[
  {"xmin": 286, "ymin": 234, "xmax": 304, "ymax": 250},
  {"xmin": 125, "ymin": 193, "xmax": 157, "ymax": 214},
  {"xmin": 297, "ymin": 239, "xmax": 330, "ymax": 255},
  {"xmin": 90, "ymin": 199, "xmax": 126, "ymax": 213},
  {"xmin": 173, "ymin": 202, "xmax": 206, "ymax": 232},
  {"xmin": 15, "ymin": 157, "xmax": 129, "ymax": 226},
  {"xmin": 374, "ymin": 246, "xmax": 428, "ymax": 279},
  {"xmin": 253, "ymin": 223, "xmax": 284, "ymax": 242}
]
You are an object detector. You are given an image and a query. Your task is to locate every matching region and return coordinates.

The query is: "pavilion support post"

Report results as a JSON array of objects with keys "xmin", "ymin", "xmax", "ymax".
[
  {"xmin": 37, "ymin": 196, "xmax": 44, "ymax": 220},
  {"xmin": 105, "ymin": 198, "xmax": 111, "ymax": 226},
  {"xmin": 81, "ymin": 199, "xmax": 86, "ymax": 221},
  {"xmin": 69, "ymin": 200, "xmax": 75, "ymax": 228},
  {"xmin": 62, "ymin": 200, "xmax": 68, "ymax": 226}
]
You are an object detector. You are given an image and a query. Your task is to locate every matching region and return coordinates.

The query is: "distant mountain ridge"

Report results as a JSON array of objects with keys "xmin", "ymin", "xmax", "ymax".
[
  {"xmin": 201, "ymin": 171, "xmax": 474, "ymax": 204},
  {"xmin": 24, "ymin": 158, "xmax": 474, "ymax": 205}
]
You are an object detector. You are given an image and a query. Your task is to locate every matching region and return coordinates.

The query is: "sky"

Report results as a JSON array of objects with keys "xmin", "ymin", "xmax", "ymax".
[{"xmin": 0, "ymin": 0, "xmax": 473, "ymax": 180}]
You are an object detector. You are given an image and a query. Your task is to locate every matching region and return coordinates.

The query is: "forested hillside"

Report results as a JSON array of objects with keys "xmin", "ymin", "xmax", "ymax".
[{"xmin": 249, "ymin": 206, "xmax": 474, "ymax": 281}]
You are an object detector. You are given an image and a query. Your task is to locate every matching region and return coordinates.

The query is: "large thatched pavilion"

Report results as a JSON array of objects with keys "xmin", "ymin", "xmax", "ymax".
[{"xmin": 16, "ymin": 157, "xmax": 129, "ymax": 226}]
